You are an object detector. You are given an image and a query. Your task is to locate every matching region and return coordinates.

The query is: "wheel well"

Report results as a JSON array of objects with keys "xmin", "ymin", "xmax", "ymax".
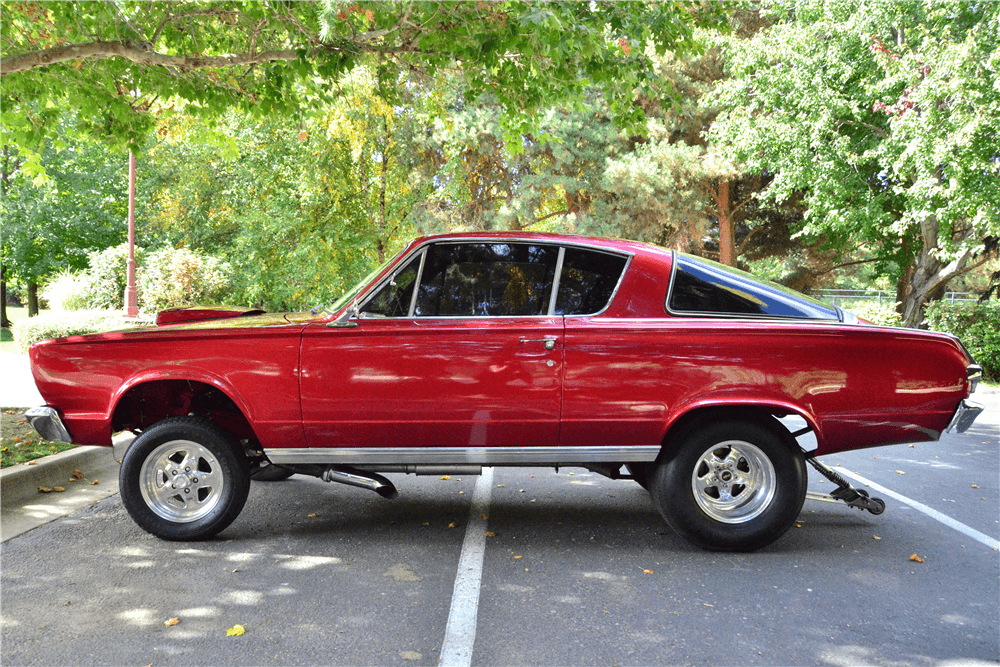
[
  {"xmin": 112, "ymin": 380, "xmax": 257, "ymax": 442},
  {"xmin": 658, "ymin": 405, "xmax": 799, "ymax": 462}
]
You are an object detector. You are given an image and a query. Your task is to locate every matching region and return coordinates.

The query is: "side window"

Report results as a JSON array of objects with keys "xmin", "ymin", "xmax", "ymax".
[
  {"xmin": 415, "ymin": 243, "xmax": 559, "ymax": 317},
  {"xmin": 667, "ymin": 253, "xmax": 840, "ymax": 319},
  {"xmin": 360, "ymin": 252, "xmax": 422, "ymax": 318},
  {"xmin": 555, "ymin": 248, "xmax": 628, "ymax": 316}
]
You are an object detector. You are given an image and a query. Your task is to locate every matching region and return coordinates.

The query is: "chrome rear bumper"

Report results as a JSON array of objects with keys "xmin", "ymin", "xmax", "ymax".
[
  {"xmin": 24, "ymin": 407, "xmax": 73, "ymax": 444},
  {"xmin": 946, "ymin": 399, "xmax": 985, "ymax": 434}
]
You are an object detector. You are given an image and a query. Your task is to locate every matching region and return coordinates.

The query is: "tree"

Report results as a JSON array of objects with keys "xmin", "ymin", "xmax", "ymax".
[
  {"xmin": 1, "ymin": 116, "xmax": 132, "ymax": 318},
  {"xmin": 1, "ymin": 1, "xmax": 721, "ymax": 153},
  {"xmin": 709, "ymin": 1, "xmax": 1000, "ymax": 326}
]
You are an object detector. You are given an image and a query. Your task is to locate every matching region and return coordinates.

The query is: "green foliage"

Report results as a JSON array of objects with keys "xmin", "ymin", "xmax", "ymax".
[
  {"xmin": 1, "ymin": 114, "xmax": 133, "ymax": 289},
  {"xmin": 39, "ymin": 270, "xmax": 92, "ymax": 311},
  {"xmin": 709, "ymin": 0, "xmax": 1000, "ymax": 325},
  {"xmin": 849, "ymin": 301, "xmax": 903, "ymax": 328},
  {"xmin": 924, "ymin": 301, "xmax": 1000, "ymax": 382},
  {"xmin": 139, "ymin": 247, "xmax": 233, "ymax": 313},
  {"xmin": 12, "ymin": 309, "xmax": 145, "ymax": 353},
  {"xmin": 83, "ymin": 244, "xmax": 136, "ymax": 311},
  {"xmin": 2, "ymin": 1, "xmax": 722, "ymax": 154}
]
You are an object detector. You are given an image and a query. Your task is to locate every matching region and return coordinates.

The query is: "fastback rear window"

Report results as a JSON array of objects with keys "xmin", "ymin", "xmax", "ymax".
[{"xmin": 667, "ymin": 253, "xmax": 840, "ymax": 320}]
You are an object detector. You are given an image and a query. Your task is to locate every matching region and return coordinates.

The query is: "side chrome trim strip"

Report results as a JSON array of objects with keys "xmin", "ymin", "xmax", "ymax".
[{"xmin": 265, "ymin": 446, "xmax": 661, "ymax": 465}]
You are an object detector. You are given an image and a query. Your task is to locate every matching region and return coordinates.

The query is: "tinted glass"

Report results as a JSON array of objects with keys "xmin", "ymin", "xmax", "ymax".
[
  {"xmin": 555, "ymin": 248, "xmax": 628, "ymax": 315},
  {"xmin": 360, "ymin": 252, "xmax": 422, "ymax": 318},
  {"xmin": 668, "ymin": 253, "xmax": 840, "ymax": 320},
  {"xmin": 415, "ymin": 243, "xmax": 559, "ymax": 317}
]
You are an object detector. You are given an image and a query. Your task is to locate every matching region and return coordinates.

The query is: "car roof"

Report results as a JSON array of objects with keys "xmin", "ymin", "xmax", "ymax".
[{"xmin": 413, "ymin": 231, "xmax": 668, "ymax": 258}]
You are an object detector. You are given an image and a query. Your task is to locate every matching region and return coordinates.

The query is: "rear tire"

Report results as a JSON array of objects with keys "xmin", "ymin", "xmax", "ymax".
[
  {"xmin": 649, "ymin": 419, "xmax": 806, "ymax": 552},
  {"xmin": 119, "ymin": 417, "xmax": 251, "ymax": 541}
]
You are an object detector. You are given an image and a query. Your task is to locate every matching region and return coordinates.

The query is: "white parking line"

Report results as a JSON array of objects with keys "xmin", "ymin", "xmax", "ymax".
[
  {"xmin": 834, "ymin": 467, "xmax": 1000, "ymax": 550},
  {"xmin": 439, "ymin": 467, "xmax": 494, "ymax": 667}
]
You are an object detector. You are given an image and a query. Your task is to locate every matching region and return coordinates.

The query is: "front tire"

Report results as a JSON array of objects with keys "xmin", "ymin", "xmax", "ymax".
[
  {"xmin": 119, "ymin": 417, "xmax": 251, "ymax": 541},
  {"xmin": 650, "ymin": 419, "xmax": 806, "ymax": 552}
]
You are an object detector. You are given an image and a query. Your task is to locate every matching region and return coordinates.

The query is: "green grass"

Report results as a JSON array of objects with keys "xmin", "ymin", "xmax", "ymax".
[{"xmin": 1, "ymin": 407, "xmax": 75, "ymax": 468}]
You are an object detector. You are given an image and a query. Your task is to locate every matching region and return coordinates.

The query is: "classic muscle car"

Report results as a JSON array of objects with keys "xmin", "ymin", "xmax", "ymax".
[{"xmin": 26, "ymin": 232, "xmax": 985, "ymax": 551}]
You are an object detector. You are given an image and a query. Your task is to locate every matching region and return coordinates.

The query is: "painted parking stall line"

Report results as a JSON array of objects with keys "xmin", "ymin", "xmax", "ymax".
[
  {"xmin": 835, "ymin": 466, "xmax": 1000, "ymax": 550},
  {"xmin": 439, "ymin": 467, "xmax": 494, "ymax": 667}
]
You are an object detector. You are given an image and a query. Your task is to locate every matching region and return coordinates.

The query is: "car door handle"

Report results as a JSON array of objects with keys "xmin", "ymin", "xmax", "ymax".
[{"xmin": 519, "ymin": 337, "xmax": 557, "ymax": 351}]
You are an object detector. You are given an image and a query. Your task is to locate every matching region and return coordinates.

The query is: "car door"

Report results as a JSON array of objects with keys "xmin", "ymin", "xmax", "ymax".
[{"xmin": 299, "ymin": 241, "xmax": 564, "ymax": 452}]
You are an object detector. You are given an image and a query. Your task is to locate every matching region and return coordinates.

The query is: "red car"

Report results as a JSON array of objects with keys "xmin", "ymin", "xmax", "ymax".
[{"xmin": 26, "ymin": 233, "xmax": 984, "ymax": 551}]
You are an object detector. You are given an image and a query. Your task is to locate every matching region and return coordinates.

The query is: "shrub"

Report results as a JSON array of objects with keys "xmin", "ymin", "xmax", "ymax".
[
  {"xmin": 84, "ymin": 244, "xmax": 141, "ymax": 311},
  {"xmin": 139, "ymin": 247, "xmax": 234, "ymax": 312},
  {"xmin": 847, "ymin": 301, "xmax": 903, "ymax": 327},
  {"xmin": 12, "ymin": 310, "xmax": 151, "ymax": 353},
  {"xmin": 924, "ymin": 300, "xmax": 1000, "ymax": 382},
  {"xmin": 40, "ymin": 270, "xmax": 93, "ymax": 311}
]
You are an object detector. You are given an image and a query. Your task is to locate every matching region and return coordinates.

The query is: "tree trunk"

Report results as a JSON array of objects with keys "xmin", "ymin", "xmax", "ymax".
[
  {"xmin": 27, "ymin": 282, "xmax": 39, "ymax": 317},
  {"xmin": 716, "ymin": 179, "xmax": 736, "ymax": 266},
  {"xmin": 0, "ymin": 265, "xmax": 10, "ymax": 329},
  {"xmin": 897, "ymin": 215, "xmax": 975, "ymax": 328}
]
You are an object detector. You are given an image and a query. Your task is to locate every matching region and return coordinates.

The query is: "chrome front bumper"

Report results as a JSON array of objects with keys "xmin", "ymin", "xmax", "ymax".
[
  {"xmin": 946, "ymin": 399, "xmax": 985, "ymax": 434},
  {"xmin": 24, "ymin": 407, "xmax": 73, "ymax": 444}
]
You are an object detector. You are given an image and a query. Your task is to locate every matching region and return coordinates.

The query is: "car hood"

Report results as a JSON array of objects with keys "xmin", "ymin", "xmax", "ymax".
[{"xmin": 155, "ymin": 306, "xmax": 266, "ymax": 325}]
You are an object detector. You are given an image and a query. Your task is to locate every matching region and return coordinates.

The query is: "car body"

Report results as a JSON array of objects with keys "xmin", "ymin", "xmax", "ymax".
[{"xmin": 26, "ymin": 232, "xmax": 984, "ymax": 551}]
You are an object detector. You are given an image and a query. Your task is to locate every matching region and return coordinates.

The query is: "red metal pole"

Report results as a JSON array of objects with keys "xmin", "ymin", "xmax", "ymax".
[{"xmin": 124, "ymin": 152, "xmax": 139, "ymax": 317}]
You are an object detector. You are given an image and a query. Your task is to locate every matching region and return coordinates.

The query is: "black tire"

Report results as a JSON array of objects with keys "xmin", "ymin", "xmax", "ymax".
[
  {"xmin": 119, "ymin": 416, "xmax": 251, "ymax": 541},
  {"xmin": 649, "ymin": 419, "xmax": 806, "ymax": 552},
  {"xmin": 251, "ymin": 465, "xmax": 294, "ymax": 482}
]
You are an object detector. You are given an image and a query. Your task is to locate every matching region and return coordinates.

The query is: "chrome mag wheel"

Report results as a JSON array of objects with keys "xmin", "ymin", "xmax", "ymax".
[
  {"xmin": 690, "ymin": 441, "xmax": 776, "ymax": 524},
  {"xmin": 140, "ymin": 439, "xmax": 225, "ymax": 523}
]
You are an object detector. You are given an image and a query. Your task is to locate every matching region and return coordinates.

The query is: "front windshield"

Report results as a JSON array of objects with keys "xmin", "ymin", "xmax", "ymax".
[{"xmin": 327, "ymin": 247, "xmax": 409, "ymax": 314}]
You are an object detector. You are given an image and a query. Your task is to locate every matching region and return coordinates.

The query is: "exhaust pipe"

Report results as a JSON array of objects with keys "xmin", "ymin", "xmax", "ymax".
[{"xmin": 321, "ymin": 466, "xmax": 398, "ymax": 499}]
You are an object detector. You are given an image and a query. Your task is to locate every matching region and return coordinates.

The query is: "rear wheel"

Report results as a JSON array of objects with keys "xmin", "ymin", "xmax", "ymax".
[
  {"xmin": 650, "ymin": 419, "xmax": 806, "ymax": 552},
  {"xmin": 119, "ymin": 417, "xmax": 251, "ymax": 541}
]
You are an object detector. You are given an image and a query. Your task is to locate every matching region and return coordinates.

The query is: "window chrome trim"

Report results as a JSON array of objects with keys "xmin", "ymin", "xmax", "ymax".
[
  {"xmin": 266, "ymin": 446, "xmax": 661, "ymax": 465},
  {"xmin": 406, "ymin": 248, "xmax": 427, "ymax": 318},
  {"xmin": 546, "ymin": 246, "xmax": 566, "ymax": 317}
]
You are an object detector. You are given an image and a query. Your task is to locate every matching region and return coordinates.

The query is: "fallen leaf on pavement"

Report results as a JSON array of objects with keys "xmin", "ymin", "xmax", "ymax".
[
  {"xmin": 481, "ymin": 513, "xmax": 489, "ymax": 520},
  {"xmin": 164, "ymin": 618, "xmax": 180, "ymax": 626},
  {"xmin": 909, "ymin": 554, "xmax": 924, "ymax": 563},
  {"xmin": 448, "ymin": 522, "xmax": 456, "ymax": 528},
  {"xmin": 440, "ymin": 475, "xmax": 451, "ymax": 480},
  {"xmin": 226, "ymin": 624, "xmax": 245, "ymax": 637},
  {"xmin": 38, "ymin": 486, "xmax": 52, "ymax": 493},
  {"xmin": 90, "ymin": 480, "xmax": 99, "ymax": 485},
  {"xmin": 514, "ymin": 555, "xmax": 522, "ymax": 559},
  {"xmin": 643, "ymin": 569, "xmax": 654, "ymax": 574},
  {"xmin": 71, "ymin": 470, "xmax": 84, "ymax": 480},
  {"xmin": 485, "ymin": 531, "xmax": 496, "ymax": 537},
  {"xmin": 873, "ymin": 535, "xmax": 882, "ymax": 540},
  {"xmin": 971, "ymin": 484, "xmax": 979, "ymax": 489},
  {"xmin": 895, "ymin": 470, "xmax": 906, "ymax": 475}
]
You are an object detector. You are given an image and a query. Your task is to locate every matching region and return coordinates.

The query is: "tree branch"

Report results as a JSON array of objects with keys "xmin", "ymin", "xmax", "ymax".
[{"xmin": 1, "ymin": 40, "xmax": 301, "ymax": 77}]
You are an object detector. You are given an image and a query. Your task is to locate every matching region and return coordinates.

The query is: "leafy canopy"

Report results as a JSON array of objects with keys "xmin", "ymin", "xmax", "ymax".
[{"xmin": 2, "ymin": 1, "xmax": 723, "ymax": 152}]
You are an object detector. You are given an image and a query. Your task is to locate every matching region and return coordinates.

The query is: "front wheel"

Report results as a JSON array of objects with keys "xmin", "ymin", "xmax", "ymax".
[
  {"xmin": 649, "ymin": 419, "xmax": 806, "ymax": 552},
  {"xmin": 119, "ymin": 417, "xmax": 251, "ymax": 541}
]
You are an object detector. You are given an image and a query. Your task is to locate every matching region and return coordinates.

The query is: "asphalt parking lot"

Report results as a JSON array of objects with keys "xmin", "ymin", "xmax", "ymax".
[{"xmin": 1, "ymin": 396, "xmax": 998, "ymax": 667}]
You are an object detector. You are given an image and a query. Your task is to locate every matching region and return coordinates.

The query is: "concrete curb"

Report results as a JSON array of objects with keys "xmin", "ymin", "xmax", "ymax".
[
  {"xmin": 1, "ymin": 436, "xmax": 131, "ymax": 542},
  {"xmin": 1, "ymin": 445, "xmax": 111, "ymax": 504}
]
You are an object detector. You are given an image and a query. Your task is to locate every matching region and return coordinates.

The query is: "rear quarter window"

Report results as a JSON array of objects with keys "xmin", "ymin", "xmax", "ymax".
[{"xmin": 667, "ymin": 253, "xmax": 840, "ymax": 320}]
